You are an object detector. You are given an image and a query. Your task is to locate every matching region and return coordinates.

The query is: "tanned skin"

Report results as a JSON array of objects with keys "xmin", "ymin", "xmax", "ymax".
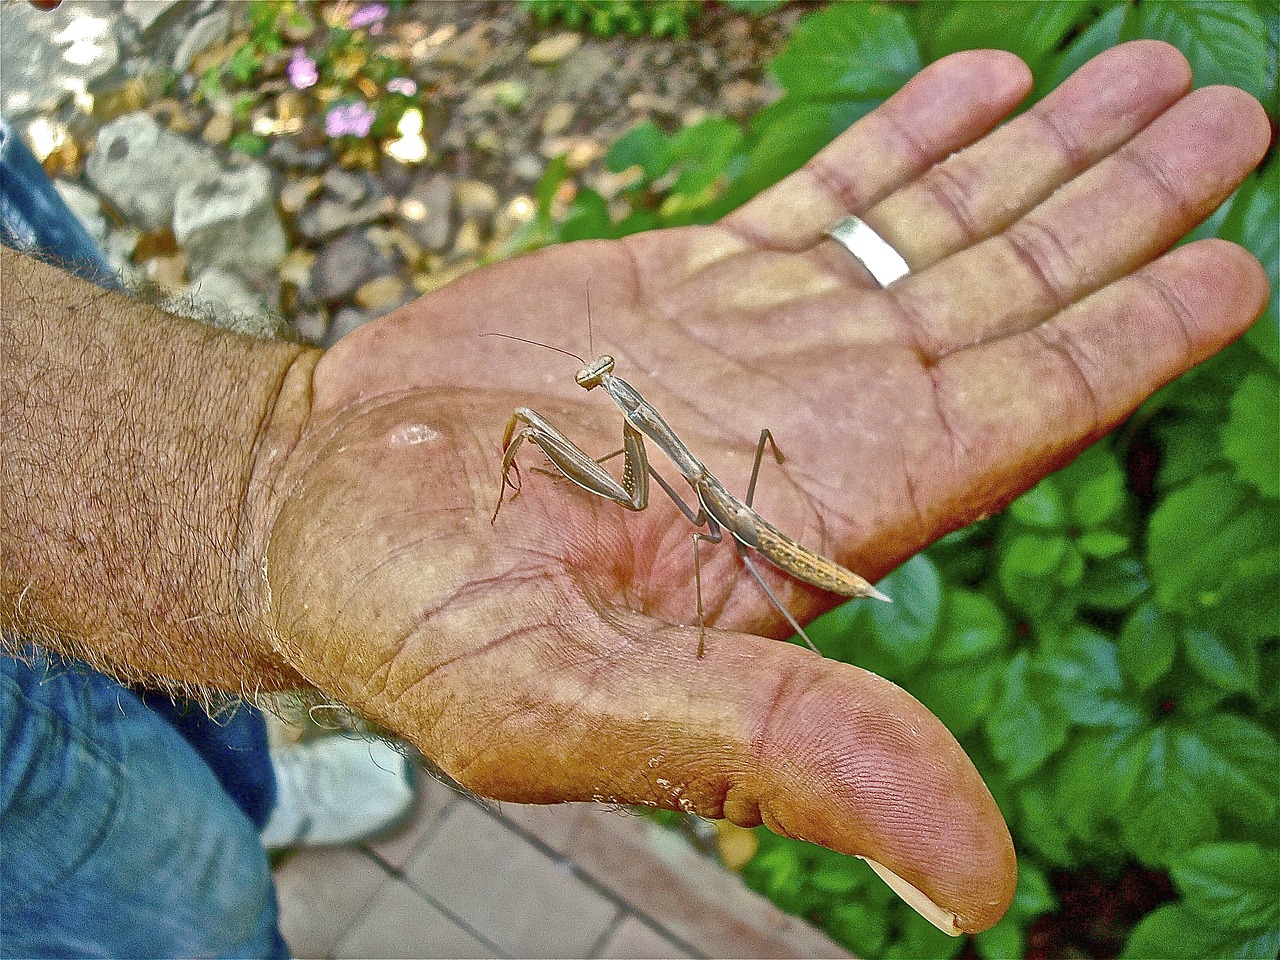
[{"xmin": 2, "ymin": 44, "xmax": 1270, "ymax": 934}]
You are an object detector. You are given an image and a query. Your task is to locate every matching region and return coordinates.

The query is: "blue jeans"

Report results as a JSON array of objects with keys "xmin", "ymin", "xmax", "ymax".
[{"xmin": 0, "ymin": 118, "xmax": 288, "ymax": 958}]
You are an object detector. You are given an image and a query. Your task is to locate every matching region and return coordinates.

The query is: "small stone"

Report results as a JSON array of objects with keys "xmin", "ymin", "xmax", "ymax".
[
  {"xmin": 201, "ymin": 110, "xmax": 233, "ymax": 146},
  {"xmin": 526, "ymin": 32, "xmax": 581, "ymax": 66},
  {"xmin": 295, "ymin": 194, "xmax": 394, "ymax": 242},
  {"xmin": 511, "ymin": 153, "xmax": 544, "ymax": 182},
  {"xmin": 454, "ymin": 180, "xmax": 499, "ymax": 220},
  {"xmin": 54, "ymin": 180, "xmax": 109, "ymax": 249},
  {"xmin": 172, "ymin": 8, "xmax": 231, "ymax": 73},
  {"xmin": 492, "ymin": 79, "xmax": 528, "ymax": 111},
  {"xmin": 541, "ymin": 101, "xmax": 575, "ymax": 138},
  {"xmin": 149, "ymin": 97, "xmax": 196, "ymax": 134},
  {"xmin": 1, "ymin": 1, "xmax": 119, "ymax": 119},
  {"xmin": 277, "ymin": 248, "xmax": 316, "ymax": 288},
  {"xmin": 278, "ymin": 174, "xmax": 322, "ymax": 215},
  {"xmin": 449, "ymin": 219, "xmax": 482, "ymax": 261},
  {"xmin": 85, "ymin": 112, "xmax": 222, "ymax": 232},
  {"xmin": 291, "ymin": 308, "xmax": 329, "ymax": 345},
  {"xmin": 326, "ymin": 307, "xmax": 373, "ymax": 345},
  {"xmin": 123, "ymin": 0, "xmax": 184, "ymax": 34},
  {"xmin": 310, "ymin": 229, "xmax": 392, "ymax": 303},
  {"xmin": 354, "ymin": 274, "xmax": 410, "ymax": 312},
  {"xmin": 400, "ymin": 173, "xmax": 454, "ymax": 252},
  {"xmin": 142, "ymin": 251, "xmax": 188, "ymax": 292},
  {"xmin": 177, "ymin": 266, "xmax": 285, "ymax": 339},
  {"xmin": 322, "ymin": 167, "xmax": 369, "ymax": 206}
]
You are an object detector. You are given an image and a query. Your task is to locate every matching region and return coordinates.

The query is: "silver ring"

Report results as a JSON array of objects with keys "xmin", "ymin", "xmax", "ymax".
[{"xmin": 824, "ymin": 215, "xmax": 910, "ymax": 287}]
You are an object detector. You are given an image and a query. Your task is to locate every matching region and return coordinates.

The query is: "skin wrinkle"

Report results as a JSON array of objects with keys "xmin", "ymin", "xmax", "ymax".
[
  {"xmin": 901, "ymin": 159, "xmax": 986, "ymax": 248},
  {"xmin": 1030, "ymin": 325, "xmax": 1106, "ymax": 437},
  {"xmin": 1003, "ymin": 218, "xmax": 1079, "ymax": 315}
]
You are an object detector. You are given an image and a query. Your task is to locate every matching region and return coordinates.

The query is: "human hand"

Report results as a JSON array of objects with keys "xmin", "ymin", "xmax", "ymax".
[{"xmin": 251, "ymin": 42, "xmax": 1269, "ymax": 934}]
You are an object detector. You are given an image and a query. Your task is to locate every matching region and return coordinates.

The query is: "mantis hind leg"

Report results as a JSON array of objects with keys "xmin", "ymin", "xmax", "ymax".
[
  {"xmin": 745, "ymin": 429, "xmax": 786, "ymax": 508},
  {"xmin": 738, "ymin": 548, "xmax": 821, "ymax": 653}
]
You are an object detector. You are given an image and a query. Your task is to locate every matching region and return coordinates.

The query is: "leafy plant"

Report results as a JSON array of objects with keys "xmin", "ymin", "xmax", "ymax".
[
  {"xmin": 524, "ymin": 2, "xmax": 1278, "ymax": 956},
  {"xmin": 193, "ymin": 1, "xmax": 419, "ymax": 160},
  {"xmin": 521, "ymin": 0, "xmax": 703, "ymax": 39}
]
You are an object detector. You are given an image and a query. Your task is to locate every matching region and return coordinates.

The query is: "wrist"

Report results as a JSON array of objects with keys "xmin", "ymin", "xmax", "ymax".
[{"xmin": 1, "ymin": 247, "xmax": 318, "ymax": 692}]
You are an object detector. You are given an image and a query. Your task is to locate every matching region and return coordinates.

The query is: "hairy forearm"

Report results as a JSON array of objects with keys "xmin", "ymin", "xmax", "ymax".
[{"xmin": 1, "ymin": 247, "xmax": 316, "ymax": 692}]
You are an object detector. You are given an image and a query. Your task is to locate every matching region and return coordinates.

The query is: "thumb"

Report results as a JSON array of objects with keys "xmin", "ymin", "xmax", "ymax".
[{"xmin": 420, "ymin": 609, "xmax": 1016, "ymax": 935}]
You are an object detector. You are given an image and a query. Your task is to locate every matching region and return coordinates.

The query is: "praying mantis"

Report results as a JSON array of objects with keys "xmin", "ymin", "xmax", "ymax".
[{"xmin": 487, "ymin": 319, "xmax": 889, "ymax": 657}]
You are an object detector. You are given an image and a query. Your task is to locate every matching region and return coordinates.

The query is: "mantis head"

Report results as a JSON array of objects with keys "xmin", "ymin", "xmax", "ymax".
[{"xmin": 575, "ymin": 356, "xmax": 615, "ymax": 391}]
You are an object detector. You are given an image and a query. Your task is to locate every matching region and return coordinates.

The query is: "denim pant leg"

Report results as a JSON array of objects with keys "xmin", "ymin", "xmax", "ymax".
[
  {"xmin": 2, "ymin": 116, "xmax": 285, "ymax": 955},
  {"xmin": 0, "ymin": 654, "xmax": 289, "ymax": 959}
]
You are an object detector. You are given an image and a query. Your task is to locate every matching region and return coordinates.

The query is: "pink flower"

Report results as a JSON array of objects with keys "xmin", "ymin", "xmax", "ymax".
[
  {"xmin": 287, "ymin": 47, "xmax": 318, "ymax": 90},
  {"xmin": 325, "ymin": 100, "xmax": 376, "ymax": 138},
  {"xmin": 386, "ymin": 77, "xmax": 417, "ymax": 96},
  {"xmin": 348, "ymin": 3, "xmax": 388, "ymax": 29}
]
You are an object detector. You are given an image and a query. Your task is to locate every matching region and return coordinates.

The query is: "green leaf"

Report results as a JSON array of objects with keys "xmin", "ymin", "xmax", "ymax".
[
  {"xmin": 973, "ymin": 914, "xmax": 1023, "ymax": 960},
  {"xmin": 1146, "ymin": 473, "xmax": 1275, "ymax": 618},
  {"xmin": 1038, "ymin": 626, "xmax": 1141, "ymax": 728},
  {"xmin": 868, "ymin": 554, "xmax": 943, "ymax": 667},
  {"xmin": 667, "ymin": 117, "xmax": 743, "ymax": 197},
  {"xmin": 770, "ymin": 3, "xmax": 920, "ymax": 99},
  {"xmin": 1183, "ymin": 626, "xmax": 1261, "ymax": 696},
  {"xmin": 925, "ymin": 1, "xmax": 1087, "ymax": 70},
  {"xmin": 1197, "ymin": 713, "xmax": 1279, "ymax": 825},
  {"xmin": 1121, "ymin": 903, "xmax": 1219, "ymax": 959},
  {"xmin": 729, "ymin": 98, "xmax": 878, "ymax": 207},
  {"xmin": 1002, "ymin": 532, "xmax": 1069, "ymax": 579},
  {"xmin": 605, "ymin": 121, "xmax": 670, "ymax": 181},
  {"xmin": 1221, "ymin": 371, "xmax": 1280, "ymax": 498},
  {"xmin": 1172, "ymin": 842, "xmax": 1280, "ymax": 932},
  {"xmin": 1046, "ymin": 3, "xmax": 1128, "ymax": 91},
  {"xmin": 560, "ymin": 189, "xmax": 613, "ymax": 242},
  {"xmin": 1055, "ymin": 729, "xmax": 1147, "ymax": 837},
  {"xmin": 985, "ymin": 650, "xmax": 1070, "ymax": 780},
  {"xmin": 1081, "ymin": 554, "xmax": 1150, "ymax": 611},
  {"xmin": 1121, "ymin": 726, "xmax": 1220, "ymax": 865},
  {"xmin": 933, "ymin": 589, "xmax": 1009, "ymax": 663},
  {"xmin": 912, "ymin": 660, "xmax": 1000, "ymax": 735},
  {"xmin": 1009, "ymin": 479, "xmax": 1067, "ymax": 528},
  {"xmin": 1123, "ymin": 1, "xmax": 1270, "ymax": 102},
  {"xmin": 1116, "ymin": 601, "xmax": 1177, "ymax": 690},
  {"xmin": 1070, "ymin": 450, "xmax": 1127, "ymax": 527},
  {"xmin": 1077, "ymin": 529, "xmax": 1130, "ymax": 558}
]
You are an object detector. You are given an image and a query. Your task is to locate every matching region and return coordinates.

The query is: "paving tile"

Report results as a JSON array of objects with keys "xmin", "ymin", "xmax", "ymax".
[
  {"xmin": 273, "ymin": 844, "xmax": 390, "ymax": 959},
  {"xmin": 493, "ymin": 798, "xmax": 591, "ymax": 853},
  {"xmin": 335, "ymin": 876, "xmax": 496, "ymax": 959},
  {"xmin": 594, "ymin": 913, "xmax": 697, "ymax": 959},
  {"xmin": 566, "ymin": 809, "xmax": 852, "ymax": 959},
  {"xmin": 364, "ymin": 766, "xmax": 458, "ymax": 868},
  {"xmin": 403, "ymin": 799, "xmax": 619, "ymax": 958}
]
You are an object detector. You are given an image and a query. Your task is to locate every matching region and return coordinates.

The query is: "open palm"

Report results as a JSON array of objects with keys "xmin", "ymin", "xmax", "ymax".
[{"xmin": 254, "ymin": 42, "xmax": 1269, "ymax": 934}]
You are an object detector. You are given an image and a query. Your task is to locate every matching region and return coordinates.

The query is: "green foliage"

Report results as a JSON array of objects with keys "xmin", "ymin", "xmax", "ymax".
[
  {"xmin": 520, "ymin": 0, "xmax": 702, "ymax": 39},
  {"xmin": 523, "ymin": 1, "xmax": 1277, "ymax": 956}
]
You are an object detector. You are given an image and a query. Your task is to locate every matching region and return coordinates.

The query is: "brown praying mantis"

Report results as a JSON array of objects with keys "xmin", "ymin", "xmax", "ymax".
[{"xmin": 486, "ymin": 320, "xmax": 889, "ymax": 657}]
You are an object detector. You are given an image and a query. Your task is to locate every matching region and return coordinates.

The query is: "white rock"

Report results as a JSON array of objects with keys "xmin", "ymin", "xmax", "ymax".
[
  {"xmin": 0, "ymin": 1, "xmax": 119, "ymax": 118},
  {"xmin": 172, "ymin": 8, "xmax": 230, "ymax": 73},
  {"xmin": 85, "ymin": 112, "xmax": 222, "ymax": 232},
  {"xmin": 174, "ymin": 165, "xmax": 287, "ymax": 283}
]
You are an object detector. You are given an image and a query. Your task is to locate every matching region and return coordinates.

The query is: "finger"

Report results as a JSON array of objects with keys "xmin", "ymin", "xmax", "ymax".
[
  {"xmin": 724, "ymin": 50, "xmax": 1032, "ymax": 251},
  {"xmin": 868, "ymin": 41, "xmax": 1193, "ymax": 270},
  {"xmin": 891, "ymin": 84, "xmax": 1271, "ymax": 357},
  {"xmin": 417, "ymin": 611, "xmax": 1016, "ymax": 935},
  {"xmin": 907, "ymin": 239, "xmax": 1269, "ymax": 527}
]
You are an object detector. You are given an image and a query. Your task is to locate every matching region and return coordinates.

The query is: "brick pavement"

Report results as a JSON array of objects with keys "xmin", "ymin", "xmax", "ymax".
[{"xmin": 274, "ymin": 764, "xmax": 854, "ymax": 959}]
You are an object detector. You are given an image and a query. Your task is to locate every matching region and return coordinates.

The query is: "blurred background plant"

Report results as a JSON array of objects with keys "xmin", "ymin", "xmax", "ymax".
[
  {"xmin": 525, "ymin": 2, "xmax": 1278, "ymax": 958},
  {"xmin": 194, "ymin": 0, "xmax": 424, "ymax": 165}
]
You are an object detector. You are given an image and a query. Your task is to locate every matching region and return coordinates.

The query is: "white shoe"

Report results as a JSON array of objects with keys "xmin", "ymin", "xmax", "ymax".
[{"xmin": 260, "ymin": 736, "xmax": 415, "ymax": 849}]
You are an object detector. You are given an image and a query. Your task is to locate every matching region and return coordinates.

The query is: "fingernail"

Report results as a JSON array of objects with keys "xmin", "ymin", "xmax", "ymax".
[{"xmin": 861, "ymin": 857, "xmax": 963, "ymax": 936}]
